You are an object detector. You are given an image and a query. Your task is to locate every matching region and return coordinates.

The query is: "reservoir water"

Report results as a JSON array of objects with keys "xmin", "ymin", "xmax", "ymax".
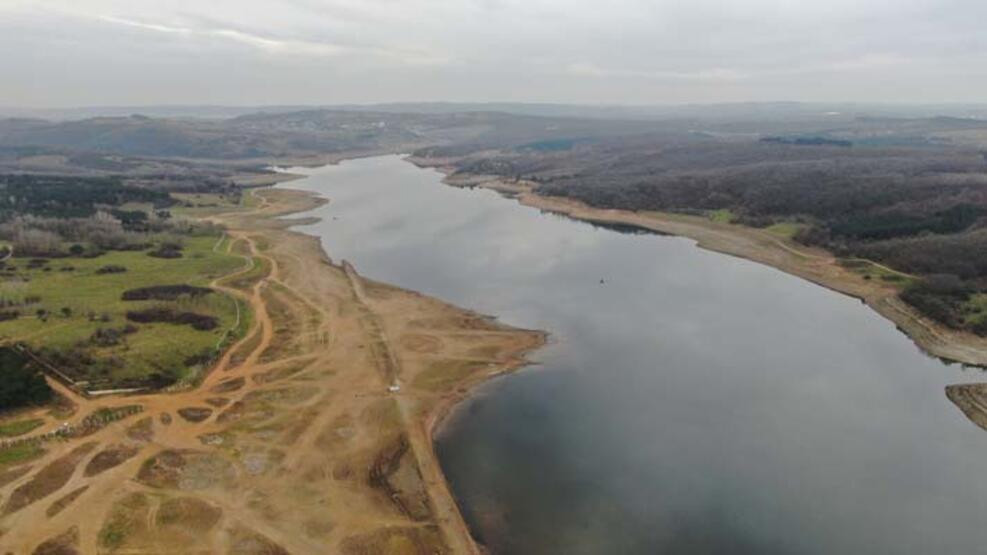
[{"xmin": 285, "ymin": 155, "xmax": 987, "ymax": 554}]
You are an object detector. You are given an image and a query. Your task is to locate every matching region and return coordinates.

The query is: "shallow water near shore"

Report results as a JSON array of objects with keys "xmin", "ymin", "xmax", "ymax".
[{"xmin": 284, "ymin": 155, "xmax": 987, "ymax": 554}]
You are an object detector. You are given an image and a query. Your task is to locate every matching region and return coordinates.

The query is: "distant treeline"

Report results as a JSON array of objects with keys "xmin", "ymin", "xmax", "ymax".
[
  {"xmin": 761, "ymin": 136, "xmax": 853, "ymax": 147},
  {"xmin": 0, "ymin": 174, "xmax": 172, "ymax": 220},
  {"xmin": 0, "ymin": 174, "xmax": 223, "ymax": 259}
]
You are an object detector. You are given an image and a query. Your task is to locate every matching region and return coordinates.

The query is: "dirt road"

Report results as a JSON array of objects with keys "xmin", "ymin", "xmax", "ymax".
[{"xmin": 0, "ymin": 187, "xmax": 544, "ymax": 554}]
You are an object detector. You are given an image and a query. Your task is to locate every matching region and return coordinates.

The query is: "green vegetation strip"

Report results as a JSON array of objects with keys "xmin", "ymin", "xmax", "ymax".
[
  {"xmin": 0, "ymin": 418, "xmax": 44, "ymax": 438},
  {"xmin": 0, "ymin": 442, "xmax": 45, "ymax": 467}
]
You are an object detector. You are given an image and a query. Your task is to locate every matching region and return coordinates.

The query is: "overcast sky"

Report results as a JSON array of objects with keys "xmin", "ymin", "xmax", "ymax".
[{"xmin": 2, "ymin": 0, "xmax": 986, "ymax": 107}]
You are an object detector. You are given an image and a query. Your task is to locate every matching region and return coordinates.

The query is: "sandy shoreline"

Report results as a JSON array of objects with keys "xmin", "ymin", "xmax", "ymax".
[
  {"xmin": 418, "ymin": 329, "xmax": 546, "ymax": 550},
  {"xmin": 226, "ymin": 174, "xmax": 549, "ymax": 553},
  {"xmin": 270, "ymin": 167, "xmax": 548, "ymax": 554},
  {"xmin": 239, "ymin": 153, "xmax": 549, "ymax": 553},
  {"xmin": 405, "ymin": 156, "xmax": 987, "ymax": 369}
]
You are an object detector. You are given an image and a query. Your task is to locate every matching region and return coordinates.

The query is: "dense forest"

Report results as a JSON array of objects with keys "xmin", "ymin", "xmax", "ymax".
[
  {"xmin": 0, "ymin": 174, "xmax": 171, "ymax": 220},
  {"xmin": 0, "ymin": 348, "xmax": 52, "ymax": 410},
  {"xmin": 0, "ymin": 174, "xmax": 225, "ymax": 257}
]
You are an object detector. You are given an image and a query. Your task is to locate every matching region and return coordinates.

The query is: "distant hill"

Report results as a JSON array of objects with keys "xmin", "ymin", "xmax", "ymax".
[
  {"xmin": 6, "ymin": 101, "xmax": 987, "ymax": 124},
  {"xmin": 0, "ymin": 110, "xmax": 662, "ymax": 161}
]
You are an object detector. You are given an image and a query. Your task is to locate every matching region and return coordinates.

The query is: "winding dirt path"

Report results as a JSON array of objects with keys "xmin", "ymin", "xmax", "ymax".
[{"xmin": 0, "ymin": 187, "xmax": 543, "ymax": 555}]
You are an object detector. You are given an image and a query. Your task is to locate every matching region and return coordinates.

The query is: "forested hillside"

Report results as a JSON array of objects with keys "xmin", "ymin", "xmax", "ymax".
[{"xmin": 423, "ymin": 117, "xmax": 987, "ymax": 337}]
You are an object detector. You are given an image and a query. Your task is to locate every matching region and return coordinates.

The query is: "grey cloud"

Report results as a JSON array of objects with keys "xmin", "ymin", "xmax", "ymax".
[{"xmin": 1, "ymin": 0, "xmax": 986, "ymax": 106}]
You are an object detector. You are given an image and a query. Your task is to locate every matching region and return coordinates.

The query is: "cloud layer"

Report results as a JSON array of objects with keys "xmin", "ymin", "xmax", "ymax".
[{"xmin": 2, "ymin": 0, "xmax": 986, "ymax": 106}]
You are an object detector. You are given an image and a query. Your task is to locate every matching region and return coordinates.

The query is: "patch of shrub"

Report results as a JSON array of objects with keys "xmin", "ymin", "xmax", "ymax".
[
  {"xmin": 147, "ymin": 371, "xmax": 177, "ymax": 389},
  {"xmin": 900, "ymin": 274, "xmax": 976, "ymax": 331},
  {"xmin": 147, "ymin": 242, "xmax": 183, "ymax": 259},
  {"xmin": 95, "ymin": 265, "xmax": 127, "ymax": 275},
  {"xmin": 971, "ymin": 318, "xmax": 987, "ymax": 336},
  {"xmin": 88, "ymin": 325, "xmax": 138, "ymax": 347},
  {"xmin": 0, "ymin": 310, "xmax": 19, "ymax": 321},
  {"xmin": 184, "ymin": 348, "xmax": 217, "ymax": 367},
  {"xmin": 121, "ymin": 284, "xmax": 213, "ymax": 301},
  {"xmin": 86, "ymin": 311, "xmax": 111, "ymax": 323},
  {"xmin": 0, "ymin": 348, "xmax": 53, "ymax": 410},
  {"xmin": 125, "ymin": 307, "xmax": 218, "ymax": 330}
]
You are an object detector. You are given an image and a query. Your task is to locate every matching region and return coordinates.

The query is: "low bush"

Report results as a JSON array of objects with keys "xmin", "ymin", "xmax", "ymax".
[
  {"xmin": 125, "ymin": 307, "xmax": 218, "ymax": 330},
  {"xmin": 901, "ymin": 275, "xmax": 978, "ymax": 332},
  {"xmin": 121, "ymin": 284, "xmax": 213, "ymax": 301},
  {"xmin": 88, "ymin": 325, "xmax": 138, "ymax": 347},
  {"xmin": 147, "ymin": 242, "xmax": 183, "ymax": 259},
  {"xmin": 95, "ymin": 265, "xmax": 127, "ymax": 275}
]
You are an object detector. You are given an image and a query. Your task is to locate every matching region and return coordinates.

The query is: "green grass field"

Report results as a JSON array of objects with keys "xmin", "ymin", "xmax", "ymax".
[
  {"xmin": 708, "ymin": 209, "xmax": 736, "ymax": 224},
  {"xmin": 764, "ymin": 221, "xmax": 808, "ymax": 239},
  {"xmin": 839, "ymin": 258, "xmax": 915, "ymax": 289},
  {"xmin": 0, "ymin": 234, "xmax": 247, "ymax": 388},
  {"xmin": 0, "ymin": 417, "xmax": 43, "ymax": 438},
  {"xmin": 0, "ymin": 442, "xmax": 44, "ymax": 467},
  {"xmin": 963, "ymin": 293, "xmax": 987, "ymax": 328}
]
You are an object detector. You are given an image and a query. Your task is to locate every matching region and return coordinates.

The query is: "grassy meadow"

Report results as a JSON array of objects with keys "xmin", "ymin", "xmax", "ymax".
[
  {"xmin": 0, "ymin": 234, "xmax": 248, "ymax": 389},
  {"xmin": 170, "ymin": 191, "xmax": 260, "ymax": 218}
]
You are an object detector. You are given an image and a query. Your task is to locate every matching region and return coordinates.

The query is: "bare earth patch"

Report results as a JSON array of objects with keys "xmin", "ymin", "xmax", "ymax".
[
  {"xmin": 83, "ymin": 444, "xmax": 140, "ymax": 477},
  {"xmin": 136, "ymin": 449, "xmax": 236, "ymax": 491},
  {"xmin": 210, "ymin": 376, "xmax": 246, "ymax": 394},
  {"xmin": 228, "ymin": 525, "xmax": 290, "ymax": 555},
  {"xmin": 400, "ymin": 333, "xmax": 442, "ymax": 354},
  {"xmin": 45, "ymin": 485, "xmax": 89, "ymax": 517},
  {"xmin": 368, "ymin": 434, "xmax": 431, "ymax": 521},
  {"xmin": 0, "ymin": 464, "xmax": 32, "ymax": 488},
  {"xmin": 125, "ymin": 416, "xmax": 154, "ymax": 442},
  {"xmin": 31, "ymin": 526, "xmax": 79, "ymax": 555},
  {"xmin": 3, "ymin": 442, "xmax": 97, "ymax": 515},
  {"xmin": 339, "ymin": 525, "xmax": 445, "ymax": 555},
  {"xmin": 98, "ymin": 492, "xmax": 150, "ymax": 551}
]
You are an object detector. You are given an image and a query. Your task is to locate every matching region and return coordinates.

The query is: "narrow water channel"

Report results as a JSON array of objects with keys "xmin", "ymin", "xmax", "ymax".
[{"xmin": 284, "ymin": 155, "xmax": 987, "ymax": 554}]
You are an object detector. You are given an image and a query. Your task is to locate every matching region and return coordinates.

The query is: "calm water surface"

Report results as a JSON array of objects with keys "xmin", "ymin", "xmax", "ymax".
[{"xmin": 284, "ymin": 155, "xmax": 987, "ymax": 554}]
